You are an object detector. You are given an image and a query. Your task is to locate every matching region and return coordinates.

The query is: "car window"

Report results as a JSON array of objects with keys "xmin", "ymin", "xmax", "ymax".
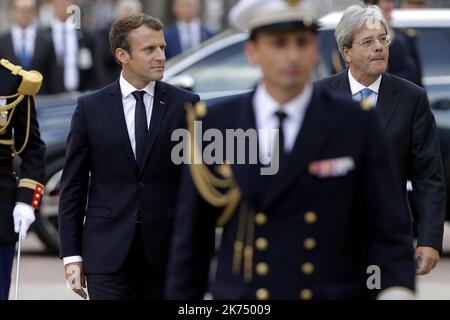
[
  {"xmin": 173, "ymin": 41, "xmax": 261, "ymax": 93},
  {"xmin": 415, "ymin": 28, "xmax": 450, "ymax": 78}
]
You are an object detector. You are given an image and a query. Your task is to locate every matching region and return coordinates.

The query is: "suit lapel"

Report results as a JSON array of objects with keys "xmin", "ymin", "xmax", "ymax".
[
  {"xmin": 375, "ymin": 74, "xmax": 400, "ymax": 131},
  {"xmin": 138, "ymin": 81, "xmax": 168, "ymax": 174},
  {"xmin": 260, "ymin": 88, "xmax": 333, "ymax": 209},
  {"xmin": 107, "ymin": 81, "xmax": 139, "ymax": 174}
]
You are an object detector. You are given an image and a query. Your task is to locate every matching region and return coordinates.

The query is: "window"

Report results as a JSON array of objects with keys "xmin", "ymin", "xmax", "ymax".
[{"xmin": 174, "ymin": 42, "xmax": 261, "ymax": 94}]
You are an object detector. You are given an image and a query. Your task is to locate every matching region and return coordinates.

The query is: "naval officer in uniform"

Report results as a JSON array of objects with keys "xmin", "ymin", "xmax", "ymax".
[
  {"xmin": 165, "ymin": 0, "xmax": 416, "ymax": 300},
  {"xmin": 0, "ymin": 58, "xmax": 45, "ymax": 300}
]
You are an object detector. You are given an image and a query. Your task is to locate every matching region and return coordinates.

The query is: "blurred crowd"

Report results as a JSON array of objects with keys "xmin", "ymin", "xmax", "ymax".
[
  {"xmin": 0, "ymin": 0, "xmax": 217, "ymax": 95},
  {"xmin": 0, "ymin": 0, "xmax": 442, "ymax": 96}
]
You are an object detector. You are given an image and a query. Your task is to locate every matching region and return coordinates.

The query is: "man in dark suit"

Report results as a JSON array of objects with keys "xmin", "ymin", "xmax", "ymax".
[
  {"xmin": 58, "ymin": 14, "xmax": 200, "ymax": 300},
  {"xmin": 165, "ymin": 0, "xmax": 415, "ymax": 300},
  {"xmin": 47, "ymin": 0, "xmax": 98, "ymax": 92},
  {"xmin": 0, "ymin": 59, "xmax": 46, "ymax": 299},
  {"xmin": 164, "ymin": 0, "xmax": 215, "ymax": 60},
  {"xmin": 0, "ymin": 0, "xmax": 58, "ymax": 95},
  {"xmin": 315, "ymin": 3, "xmax": 445, "ymax": 275}
]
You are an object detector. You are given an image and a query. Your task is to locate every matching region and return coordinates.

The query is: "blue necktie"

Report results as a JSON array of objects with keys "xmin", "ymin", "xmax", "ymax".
[
  {"xmin": 359, "ymin": 88, "xmax": 373, "ymax": 102},
  {"xmin": 132, "ymin": 91, "xmax": 148, "ymax": 167},
  {"xmin": 19, "ymin": 31, "xmax": 31, "ymax": 70}
]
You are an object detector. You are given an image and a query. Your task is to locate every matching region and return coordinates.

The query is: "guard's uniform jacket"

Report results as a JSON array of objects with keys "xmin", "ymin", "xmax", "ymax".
[
  {"xmin": 165, "ymin": 86, "xmax": 416, "ymax": 300},
  {"xmin": 0, "ymin": 60, "xmax": 45, "ymax": 244}
]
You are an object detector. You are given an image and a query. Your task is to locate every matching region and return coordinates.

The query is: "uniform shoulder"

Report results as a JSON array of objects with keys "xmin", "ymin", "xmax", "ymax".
[
  {"xmin": 208, "ymin": 92, "xmax": 250, "ymax": 113},
  {"xmin": 201, "ymin": 92, "xmax": 251, "ymax": 128},
  {"xmin": 314, "ymin": 73, "xmax": 342, "ymax": 89},
  {"xmin": 316, "ymin": 85, "xmax": 374, "ymax": 116}
]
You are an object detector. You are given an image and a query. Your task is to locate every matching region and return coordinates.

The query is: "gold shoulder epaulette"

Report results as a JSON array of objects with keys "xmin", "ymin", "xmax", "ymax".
[
  {"xmin": 0, "ymin": 59, "xmax": 44, "ymax": 153},
  {"xmin": 1, "ymin": 59, "xmax": 43, "ymax": 95}
]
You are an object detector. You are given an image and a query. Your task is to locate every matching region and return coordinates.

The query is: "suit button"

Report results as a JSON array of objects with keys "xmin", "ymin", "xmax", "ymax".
[
  {"xmin": 255, "ymin": 212, "xmax": 267, "ymax": 226},
  {"xmin": 255, "ymin": 237, "xmax": 269, "ymax": 251},
  {"xmin": 299, "ymin": 289, "xmax": 313, "ymax": 300},
  {"xmin": 304, "ymin": 211, "xmax": 317, "ymax": 224},
  {"xmin": 301, "ymin": 262, "xmax": 314, "ymax": 275},
  {"xmin": 303, "ymin": 238, "xmax": 317, "ymax": 250},
  {"xmin": 138, "ymin": 182, "xmax": 144, "ymax": 188},
  {"xmin": 255, "ymin": 262, "xmax": 269, "ymax": 276},
  {"xmin": 256, "ymin": 288, "xmax": 269, "ymax": 300}
]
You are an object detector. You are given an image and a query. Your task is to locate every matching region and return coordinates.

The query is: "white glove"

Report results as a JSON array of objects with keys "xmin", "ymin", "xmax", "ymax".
[{"xmin": 13, "ymin": 202, "xmax": 36, "ymax": 241}]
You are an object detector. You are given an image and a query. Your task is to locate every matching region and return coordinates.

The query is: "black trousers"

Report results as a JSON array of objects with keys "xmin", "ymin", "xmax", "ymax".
[{"xmin": 86, "ymin": 225, "xmax": 165, "ymax": 300}]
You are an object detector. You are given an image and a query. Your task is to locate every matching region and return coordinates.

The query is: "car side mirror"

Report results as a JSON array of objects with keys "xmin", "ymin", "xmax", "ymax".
[
  {"xmin": 431, "ymin": 99, "xmax": 450, "ymax": 110},
  {"xmin": 166, "ymin": 74, "xmax": 195, "ymax": 91}
]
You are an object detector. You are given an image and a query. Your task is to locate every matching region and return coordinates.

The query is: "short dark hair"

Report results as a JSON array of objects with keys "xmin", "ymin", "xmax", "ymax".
[{"xmin": 109, "ymin": 13, "xmax": 163, "ymax": 62}]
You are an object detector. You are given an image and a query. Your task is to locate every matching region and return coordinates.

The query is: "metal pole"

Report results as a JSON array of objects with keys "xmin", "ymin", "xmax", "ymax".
[{"xmin": 14, "ymin": 223, "xmax": 22, "ymax": 300}]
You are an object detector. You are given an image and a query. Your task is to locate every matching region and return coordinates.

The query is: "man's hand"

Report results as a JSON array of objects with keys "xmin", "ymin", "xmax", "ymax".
[
  {"xmin": 65, "ymin": 262, "xmax": 87, "ymax": 299},
  {"xmin": 415, "ymin": 246, "xmax": 439, "ymax": 275},
  {"xmin": 13, "ymin": 203, "xmax": 35, "ymax": 240}
]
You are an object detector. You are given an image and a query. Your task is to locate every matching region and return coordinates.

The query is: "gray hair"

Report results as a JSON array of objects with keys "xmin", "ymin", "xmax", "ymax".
[{"xmin": 335, "ymin": 3, "xmax": 390, "ymax": 55}]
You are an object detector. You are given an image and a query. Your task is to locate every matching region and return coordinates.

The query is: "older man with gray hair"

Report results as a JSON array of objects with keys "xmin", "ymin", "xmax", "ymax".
[{"xmin": 315, "ymin": 3, "xmax": 445, "ymax": 276}]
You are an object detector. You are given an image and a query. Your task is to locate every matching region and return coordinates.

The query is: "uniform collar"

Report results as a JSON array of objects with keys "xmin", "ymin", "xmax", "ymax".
[{"xmin": 254, "ymin": 81, "xmax": 313, "ymax": 126}]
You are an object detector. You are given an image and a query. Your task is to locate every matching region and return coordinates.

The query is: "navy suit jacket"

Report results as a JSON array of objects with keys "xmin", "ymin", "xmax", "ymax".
[
  {"xmin": 166, "ymin": 85, "xmax": 415, "ymax": 300},
  {"xmin": 164, "ymin": 24, "xmax": 215, "ymax": 60},
  {"xmin": 315, "ymin": 71, "xmax": 445, "ymax": 252},
  {"xmin": 58, "ymin": 80, "xmax": 199, "ymax": 274}
]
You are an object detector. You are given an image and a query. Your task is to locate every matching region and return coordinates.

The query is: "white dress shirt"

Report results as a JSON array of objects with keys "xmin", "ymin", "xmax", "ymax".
[
  {"xmin": 119, "ymin": 73, "xmax": 155, "ymax": 158},
  {"xmin": 348, "ymin": 69, "xmax": 382, "ymax": 107},
  {"xmin": 177, "ymin": 19, "xmax": 201, "ymax": 52},
  {"xmin": 253, "ymin": 82, "xmax": 312, "ymax": 164},
  {"xmin": 52, "ymin": 19, "xmax": 79, "ymax": 91},
  {"xmin": 11, "ymin": 23, "xmax": 37, "ymax": 62},
  {"xmin": 63, "ymin": 74, "xmax": 155, "ymax": 266}
]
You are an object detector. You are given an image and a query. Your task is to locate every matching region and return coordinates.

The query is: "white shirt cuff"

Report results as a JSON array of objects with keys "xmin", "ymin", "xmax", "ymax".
[
  {"xmin": 377, "ymin": 287, "xmax": 415, "ymax": 300},
  {"xmin": 63, "ymin": 255, "xmax": 83, "ymax": 265}
]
